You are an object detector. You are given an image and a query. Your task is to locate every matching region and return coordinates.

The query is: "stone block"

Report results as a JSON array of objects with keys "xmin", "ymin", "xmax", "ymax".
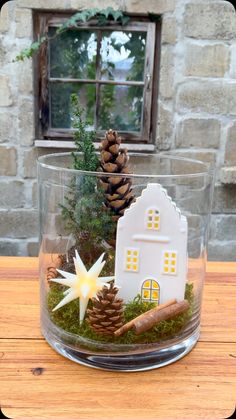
[
  {"xmin": 123, "ymin": 0, "xmax": 175, "ymax": 14},
  {"xmin": 0, "ymin": 146, "xmax": 17, "ymax": 176},
  {"xmin": 16, "ymin": 0, "xmax": 71, "ymax": 9},
  {"xmin": 71, "ymin": 0, "xmax": 119, "ymax": 9},
  {"xmin": 174, "ymin": 150, "xmax": 216, "ymax": 165},
  {"xmin": 229, "ymin": 45, "xmax": 236, "ymax": 78},
  {"xmin": 18, "ymin": 98, "xmax": 34, "ymax": 146},
  {"xmin": 208, "ymin": 240, "xmax": 236, "ymax": 261},
  {"xmin": 210, "ymin": 214, "xmax": 236, "ymax": 242},
  {"xmin": 177, "ymin": 81, "xmax": 231, "ymax": 115},
  {"xmin": 0, "ymin": 38, "xmax": 6, "ymax": 67},
  {"xmin": 212, "ymin": 185, "xmax": 236, "ymax": 214},
  {"xmin": 22, "ymin": 148, "xmax": 55, "ymax": 178},
  {"xmin": 27, "ymin": 241, "xmax": 39, "ymax": 257},
  {"xmin": 228, "ymin": 83, "xmax": 236, "ymax": 115},
  {"xmin": 18, "ymin": 59, "xmax": 33, "ymax": 95},
  {"xmin": 32, "ymin": 182, "xmax": 38, "ymax": 208},
  {"xmin": 161, "ymin": 17, "xmax": 177, "ymax": 44},
  {"xmin": 220, "ymin": 167, "xmax": 236, "ymax": 184},
  {"xmin": 0, "ymin": 112, "xmax": 17, "ymax": 143},
  {"xmin": 0, "ymin": 241, "xmax": 19, "ymax": 256},
  {"xmin": 225, "ymin": 123, "xmax": 236, "ymax": 165},
  {"xmin": 70, "ymin": 0, "xmax": 175, "ymax": 13},
  {"xmin": 156, "ymin": 105, "xmax": 173, "ymax": 150},
  {"xmin": 23, "ymin": 148, "xmax": 38, "ymax": 178},
  {"xmin": 15, "ymin": 9, "xmax": 32, "ymax": 38},
  {"xmin": 0, "ymin": 210, "xmax": 38, "ymax": 238},
  {"xmin": 0, "ymin": 181, "xmax": 25, "ymax": 209},
  {"xmin": 184, "ymin": 44, "xmax": 229, "ymax": 78},
  {"xmin": 184, "ymin": 2, "xmax": 236, "ymax": 40},
  {"xmin": 159, "ymin": 47, "xmax": 174, "ymax": 99},
  {"xmin": 0, "ymin": 75, "xmax": 12, "ymax": 107},
  {"xmin": 0, "ymin": 3, "xmax": 10, "ymax": 33},
  {"xmin": 176, "ymin": 118, "xmax": 221, "ymax": 149}
]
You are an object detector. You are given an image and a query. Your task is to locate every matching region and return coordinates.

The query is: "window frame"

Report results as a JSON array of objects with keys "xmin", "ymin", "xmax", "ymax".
[
  {"xmin": 163, "ymin": 250, "xmax": 178, "ymax": 275},
  {"xmin": 141, "ymin": 279, "xmax": 160, "ymax": 303},
  {"xmin": 34, "ymin": 12, "xmax": 161, "ymax": 149},
  {"xmin": 146, "ymin": 207, "xmax": 160, "ymax": 231},
  {"xmin": 125, "ymin": 247, "xmax": 139, "ymax": 272}
]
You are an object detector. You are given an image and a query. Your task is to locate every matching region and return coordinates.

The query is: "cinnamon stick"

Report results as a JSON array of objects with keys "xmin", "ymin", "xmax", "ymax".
[
  {"xmin": 133, "ymin": 300, "xmax": 190, "ymax": 335},
  {"xmin": 114, "ymin": 299, "xmax": 177, "ymax": 337}
]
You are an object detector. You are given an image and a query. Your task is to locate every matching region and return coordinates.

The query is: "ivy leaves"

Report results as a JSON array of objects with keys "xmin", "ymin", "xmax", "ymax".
[
  {"xmin": 14, "ymin": 36, "xmax": 46, "ymax": 62},
  {"xmin": 59, "ymin": 7, "xmax": 130, "ymax": 31},
  {"xmin": 14, "ymin": 7, "xmax": 130, "ymax": 62}
]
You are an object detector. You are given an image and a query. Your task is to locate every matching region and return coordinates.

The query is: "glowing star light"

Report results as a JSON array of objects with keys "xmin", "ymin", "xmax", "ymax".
[{"xmin": 50, "ymin": 250, "xmax": 114, "ymax": 322}]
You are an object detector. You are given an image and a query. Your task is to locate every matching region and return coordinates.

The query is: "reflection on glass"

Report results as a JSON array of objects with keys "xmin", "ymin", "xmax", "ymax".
[
  {"xmin": 98, "ymin": 85, "xmax": 143, "ymax": 132},
  {"xmin": 50, "ymin": 82, "xmax": 96, "ymax": 129},
  {"xmin": 49, "ymin": 28, "xmax": 97, "ymax": 79},
  {"xmin": 100, "ymin": 31, "xmax": 146, "ymax": 82}
]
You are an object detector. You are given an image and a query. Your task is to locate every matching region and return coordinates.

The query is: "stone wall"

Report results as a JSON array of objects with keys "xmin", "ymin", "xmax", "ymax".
[{"xmin": 0, "ymin": 0, "xmax": 236, "ymax": 259}]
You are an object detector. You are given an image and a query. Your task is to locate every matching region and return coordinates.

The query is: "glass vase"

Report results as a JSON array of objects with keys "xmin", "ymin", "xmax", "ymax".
[{"xmin": 37, "ymin": 152, "xmax": 214, "ymax": 371}]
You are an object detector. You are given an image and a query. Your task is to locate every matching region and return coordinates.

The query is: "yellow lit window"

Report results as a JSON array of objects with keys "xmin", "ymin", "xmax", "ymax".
[
  {"xmin": 125, "ymin": 248, "xmax": 139, "ymax": 272},
  {"xmin": 152, "ymin": 290, "xmax": 158, "ymax": 300},
  {"xmin": 141, "ymin": 279, "xmax": 160, "ymax": 303},
  {"xmin": 163, "ymin": 251, "xmax": 177, "ymax": 275},
  {"xmin": 143, "ymin": 290, "xmax": 150, "ymax": 299},
  {"xmin": 146, "ymin": 208, "xmax": 160, "ymax": 231}
]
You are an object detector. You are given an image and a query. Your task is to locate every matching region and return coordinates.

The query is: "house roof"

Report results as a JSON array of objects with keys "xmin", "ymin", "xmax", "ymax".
[{"xmin": 118, "ymin": 183, "xmax": 187, "ymax": 230}]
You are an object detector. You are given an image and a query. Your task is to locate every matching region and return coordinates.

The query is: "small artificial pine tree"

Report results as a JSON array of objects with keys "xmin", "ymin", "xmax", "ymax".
[
  {"xmin": 60, "ymin": 94, "xmax": 116, "ymax": 269},
  {"xmin": 99, "ymin": 129, "xmax": 135, "ymax": 221},
  {"xmin": 87, "ymin": 282, "xmax": 124, "ymax": 335}
]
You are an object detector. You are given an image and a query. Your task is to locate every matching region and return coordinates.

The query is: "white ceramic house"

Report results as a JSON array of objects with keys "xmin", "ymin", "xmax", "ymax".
[{"xmin": 114, "ymin": 183, "xmax": 188, "ymax": 305}]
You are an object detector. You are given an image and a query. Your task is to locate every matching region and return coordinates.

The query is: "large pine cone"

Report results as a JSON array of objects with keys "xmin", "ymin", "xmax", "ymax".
[
  {"xmin": 99, "ymin": 129, "xmax": 134, "ymax": 221},
  {"xmin": 87, "ymin": 282, "xmax": 124, "ymax": 335}
]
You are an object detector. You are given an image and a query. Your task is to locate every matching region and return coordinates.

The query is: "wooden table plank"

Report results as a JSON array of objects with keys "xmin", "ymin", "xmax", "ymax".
[
  {"xmin": 206, "ymin": 261, "xmax": 236, "ymax": 274},
  {"xmin": 200, "ymin": 283, "xmax": 236, "ymax": 342},
  {"xmin": 0, "ymin": 257, "xmax": 236, "ymax": 419},
  {"xmin": 0, "ymin": 280, "xmax": 41, "ymax": 340},
  {"xmin": 0, "ymin": 257, "xmax": 38, "ymax": 280},
  {"xmin": 1, "ymin": 339, "xmax": 235, "ymax": 419}
]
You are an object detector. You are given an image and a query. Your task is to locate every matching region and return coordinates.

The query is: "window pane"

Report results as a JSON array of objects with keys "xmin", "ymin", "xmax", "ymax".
[
  {"xmin": 125, "ymin": 248, "xmax": 139, "ymax": 272},
  {"xmin": 49, "ymin": 28, "xmax": 97, "ymax": 79},
  {"xmin": 50, "ymin": 82, "xmax": 96, "ymax": 129},
  {"xmin": 100, "ymin": 31, "xmax": 146, "ymax": 82},
  {"xmin": 163, "ymin": 251, "xmax": 177, "ymax": 275},
  {"xmin": 98, "ymin": 84, "xmax": 143, "ymax": 131}
]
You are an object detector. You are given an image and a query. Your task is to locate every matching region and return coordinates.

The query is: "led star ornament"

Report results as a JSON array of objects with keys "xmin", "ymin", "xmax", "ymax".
[{"xmin": 50, "ymin": 250, "xmax": 114, "ymax": 322}]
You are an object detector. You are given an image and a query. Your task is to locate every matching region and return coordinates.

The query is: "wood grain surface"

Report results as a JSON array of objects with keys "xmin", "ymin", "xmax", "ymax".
[{"xmin": 0, "ymin": 257, "xmax": 235, "ymax": 419}]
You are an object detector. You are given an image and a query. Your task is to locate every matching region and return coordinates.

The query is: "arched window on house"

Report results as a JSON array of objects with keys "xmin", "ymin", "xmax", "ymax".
[{"xmin": 141, "ymin": 279, "xmax": 160, "ymax": 304}]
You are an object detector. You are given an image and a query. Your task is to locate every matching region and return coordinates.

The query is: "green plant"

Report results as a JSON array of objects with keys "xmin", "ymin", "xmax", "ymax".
[
  {"xmin": 47, "ymin": 283, "xmax": 195, "ymax": 345},
  {"xmin": 60, "ymin": 94, "xmax": 116, "ymax": 267},
  {"xmin": 14, "ymin": 8, "xmax": 129, "ymax": 62}
]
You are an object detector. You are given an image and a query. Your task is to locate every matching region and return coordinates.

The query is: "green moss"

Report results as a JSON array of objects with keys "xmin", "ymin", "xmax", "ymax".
[{"xmin": 47, "ymin": 283, "xmax": 194, "ymax": 346}]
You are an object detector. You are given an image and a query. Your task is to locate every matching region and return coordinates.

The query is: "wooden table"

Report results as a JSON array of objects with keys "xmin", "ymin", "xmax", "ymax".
[{"xmin": 0, "ymin": 257, "xmax": 235, "ymax": 419}]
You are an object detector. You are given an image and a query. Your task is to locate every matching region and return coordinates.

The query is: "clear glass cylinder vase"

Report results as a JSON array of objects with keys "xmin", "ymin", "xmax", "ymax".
[{"xmin": 37, "ymin": 152, "xmax": 214, "ymax": 371}]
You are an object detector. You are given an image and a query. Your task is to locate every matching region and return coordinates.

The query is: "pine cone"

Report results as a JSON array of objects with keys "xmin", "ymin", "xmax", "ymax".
[
  {"xmin": 99, "ymin": 129, "xmax": 135, "ymax": 221},
  {"xmin": 46, "ymin": 254, "xmax": 64, "ymax": 281},
  {"xmin": 87, "ymin": 282, "xmax": 124, "ymax": 335}
]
